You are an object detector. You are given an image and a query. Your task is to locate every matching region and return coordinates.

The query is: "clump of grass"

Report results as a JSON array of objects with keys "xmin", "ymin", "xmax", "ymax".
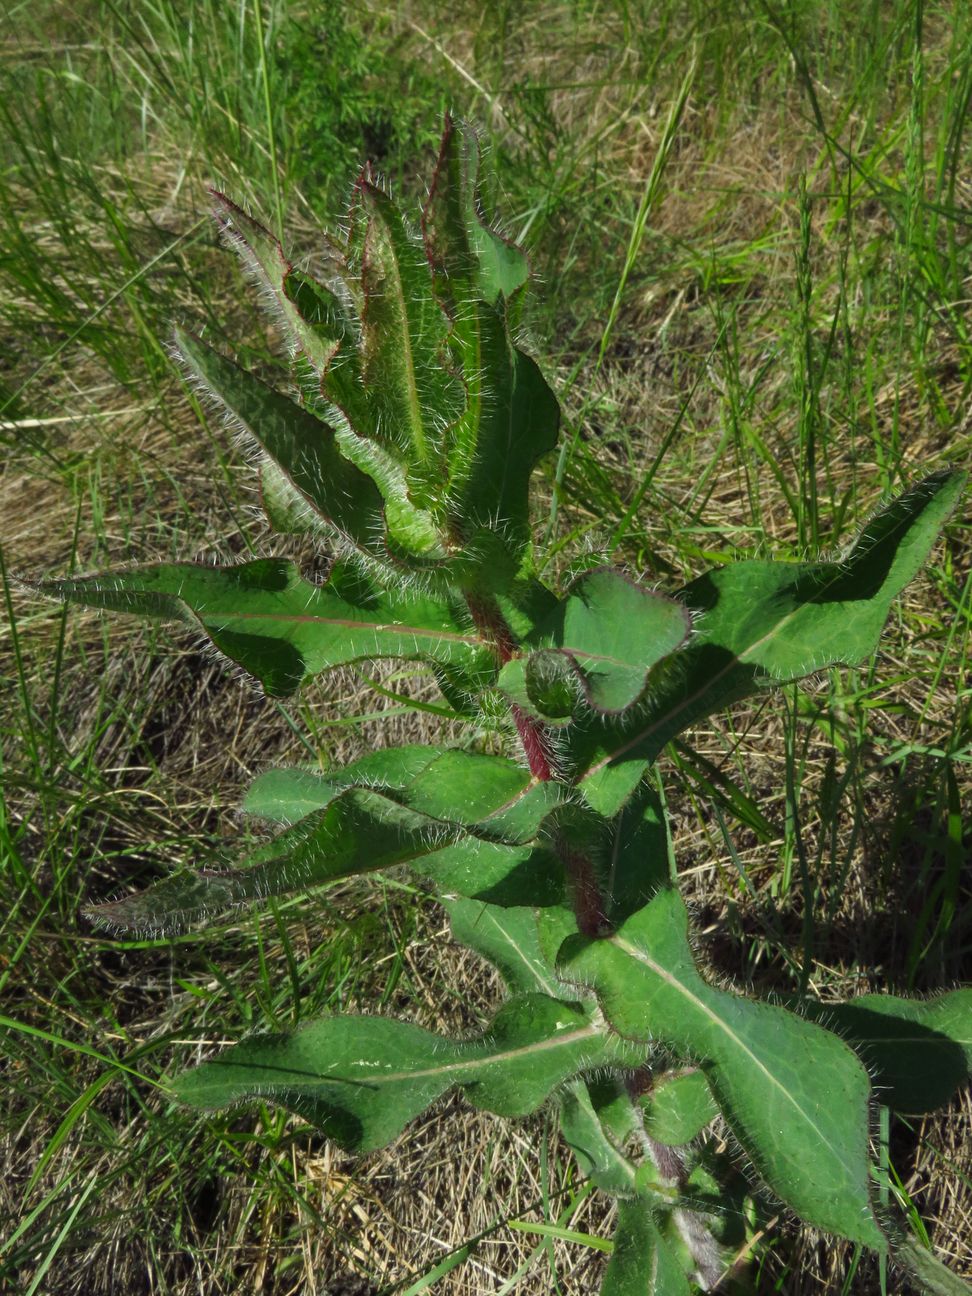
[{"xmin": 2, "ymin": 1, "xmax": 970, "ymax": 1293}]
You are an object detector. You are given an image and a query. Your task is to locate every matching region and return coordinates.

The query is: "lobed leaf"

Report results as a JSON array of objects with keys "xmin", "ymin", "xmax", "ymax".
[
  {"xmin": 36, "ymin": 558, "xmax": 488, "ymax": 696},
  {"xmin": 573, "ymin": 470, "xmax": 966, "ymax": 815},
  {"xmin": 558, "ymin": 887, "xmax": 886, "ymax": 1248},
  {"xmin": 174, "ymin": 993, "xmax": 622, "ymax": 1153}
]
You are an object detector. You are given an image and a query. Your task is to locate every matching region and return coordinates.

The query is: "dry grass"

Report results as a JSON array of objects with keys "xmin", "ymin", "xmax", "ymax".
[{"xmin": 2, "ymin": 1, "xmax": 971, "ymax": 1293}]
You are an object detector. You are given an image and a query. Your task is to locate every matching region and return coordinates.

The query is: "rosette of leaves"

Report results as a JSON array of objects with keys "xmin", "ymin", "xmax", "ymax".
[{"xmin": 33, "ymin": 117, "xmax": 971, "ymax": 1293}]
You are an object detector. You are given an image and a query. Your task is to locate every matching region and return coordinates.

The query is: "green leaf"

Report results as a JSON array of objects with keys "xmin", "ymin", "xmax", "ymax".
[
  {"xmin": 247, "ymin": 747, "xmax": 562, "ymax": 842},
  {"xmin": 445, "ymin": 899, "xmax": 564, "ymax": 997},
  {"xmin": 209, "ymin": 190, "xmax": 353, "ymax": 374},
  {"xmin": 419, "ymin": 121, "xmax": 559, "ymax": 575},
  {"xmin": 174, "ymin": 328, "xmax": 386, "ymax": 557},
  {"xmin": 810, "ymin": 989, "xmax": 972, "ymax": 1114},
  {"xmin": 243, "ymin": 745, "xmax": 447, "ymax": 824},
  {"xmin": 500, "ymin": 570, "xmax": 692, "ymax": 719},
  {"xmin": 90, "ymin": 750, "xmax": 570, "ymax": 931},
  {"xmin": 174, "ymin": 993, "xmax": 621, "ymax": 1152},
  {"xmin": 426, "ymin": 837, "xmax": 566, "ymax": 907},
  {"xmin": 356, "ymin": 175, "xmax": 461, "ymax": 497},
  {"xmin": 446, "ymin": 311, "xmax": 560, "ymax": 567},
  {"xmin": 86, "ymin": 788, "xmax": 441, "ymax": 932},
  {"xmin": 558, "ymin": 887, "xmax": 886, "ymax": 1248},
  {"xmin": 445, "ymin": 901, "xmax": 647, "ymax": 1197},
  {"xmin": 573, "ymin": 470, "xmax": 966, "ymax": 814},
  {"xmin": 36, "ymin": 558, "xmax": 485, "ymax": 696},
  {"xmin": 601, "ymin": 1197, "xmax": 692, "ymax": 1296},
  {"xmin": 423, "ymin": 115, "xmax": 529, "ymax": 309},
  {"xmin": 640, "ymin": 1070, "xmax": 719, "ymax": 1146},
  {"xmin": 559, "ymin": 1080, "xmax": 640, "ymax": 1196}
]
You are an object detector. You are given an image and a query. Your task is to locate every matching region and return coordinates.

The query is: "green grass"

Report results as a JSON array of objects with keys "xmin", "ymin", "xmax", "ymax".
[{"xmin": 1, "ymin": 1, "xmax": 970, "ymax": 1292}]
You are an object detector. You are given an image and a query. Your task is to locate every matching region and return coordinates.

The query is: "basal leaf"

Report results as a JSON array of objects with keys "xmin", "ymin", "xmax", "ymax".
[
  {"xmin": 574, "ymin": 470, "xmax": 966, "ymax": 815},
  {"xmin": 558, "ymin": 887, "xmax": 886, "ymax": 1248},
  {"xmin": 175, "ymin": 327, "xmax": 386, "ymax": 556},
  {"xmin": 810, "ymin": 989, "xmax": 972, "ymax": 1114},
  {"xmin": 174, "ymin": 993, "xmax": 619, "ymax": 1152},
  {"xmin": 36, "ymin": 558, "xmax": 485, "ymax": 696}
]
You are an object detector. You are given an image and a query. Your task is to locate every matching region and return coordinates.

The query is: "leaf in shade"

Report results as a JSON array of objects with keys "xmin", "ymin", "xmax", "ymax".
[
  {"xmin": 572, "ymin": 470, "xmax": 966, "ymax": 815},
  {"xmin": 499, "ymin": 569, "xmax": 692, "ymax": 720},
  {"xmin": 559, "ymin": 1080, "xmax": 642, "ymax": 1197},
  {"xmin": 173, "ymin": 993, "xmax": 621, "ymax": 1153},
  {"xmin": 174, "ymin": 327, "xmax": 386, "ymax": 556},
  {"xmin": 807, "ymin": 989, "xmax": 972, "ymax": 1114},
  {"xmin": 600, "ymin": 1197, "xmax": 692, "ymax": 1296},
  {"xmin": 35, "ymin": 558, "xmax": 485, "ymax": 696},
  {"xmin": 557, "ymin": 887, "xmax": 886, "ymax": 1248}
]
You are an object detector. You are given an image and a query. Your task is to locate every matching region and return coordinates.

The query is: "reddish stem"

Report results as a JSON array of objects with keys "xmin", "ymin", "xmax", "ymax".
[
  {"xmin": 465, "ymin": 594, "xmax": 559, "ymax": 781},
  {"xmin": 465, "ymin": 589, "xmax": 607, "ymax": 931},
  {"xmin": 555, "ymin": 831, "xmax": 610, "ymax": 938}
]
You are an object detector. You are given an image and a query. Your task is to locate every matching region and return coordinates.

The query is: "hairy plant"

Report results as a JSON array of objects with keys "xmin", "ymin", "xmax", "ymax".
[{"xmin": 33, "ymin": 118, "xmax": 970, "ymax": 1293}]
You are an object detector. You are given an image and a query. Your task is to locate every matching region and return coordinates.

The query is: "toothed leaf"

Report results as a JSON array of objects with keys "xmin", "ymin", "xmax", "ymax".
[
  {"xmin": 247, "ymin": 747, "xmax": 562, "ymax": 842},
  {"xmin": 559, "ymin": 1080, "xmax": 641, "ymax": 1197},
  {"xmin": 446, "ymin": 310, "xmax": 560, "ymax": 568}
]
